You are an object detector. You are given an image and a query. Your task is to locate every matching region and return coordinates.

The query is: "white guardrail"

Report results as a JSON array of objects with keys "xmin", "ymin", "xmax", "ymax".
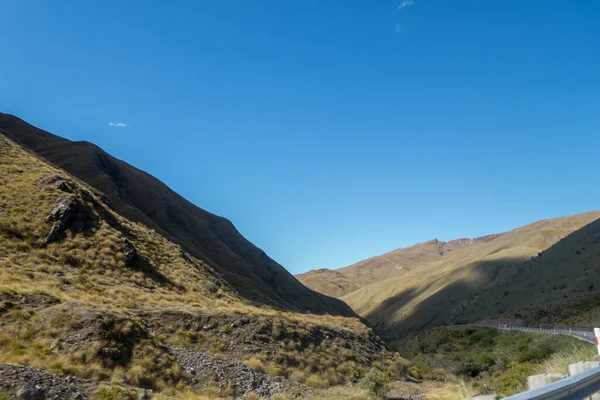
[
  {"xmin": 503, "ymin": 365, "xmax": 600, "ymax": 400},
  {"xmin": 446, "ymin": 324, "xmax": 596, "ymax": 344},
  {"xmin": 446, "ymin": 324, "xmax": 600, "ymax": 399}
]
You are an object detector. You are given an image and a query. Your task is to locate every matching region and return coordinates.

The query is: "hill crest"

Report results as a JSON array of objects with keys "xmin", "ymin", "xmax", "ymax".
[
  {"xmin": 296, "ymin": 233, "xmax": 503, "ymax": 298},
  {"xmin": 0, "ymin": 112, "xmax": 353, "ymax": 317}
]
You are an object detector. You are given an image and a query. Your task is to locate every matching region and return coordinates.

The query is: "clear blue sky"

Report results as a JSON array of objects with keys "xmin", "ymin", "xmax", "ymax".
[{"xmin": 1, "ymin": 1, "xmax": 599, "ymax": 274}]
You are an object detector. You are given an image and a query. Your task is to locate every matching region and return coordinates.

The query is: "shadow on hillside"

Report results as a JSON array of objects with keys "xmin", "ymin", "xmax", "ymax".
[
  {"xmin": 365, "ymin": 259, "xmax": 527, "ymax": 340},
  {"xmin": 131, "ymin": 255, "xmax": 183, "ymax": 290},
  {"xmin": 90, "ymin": 196, "xmax": 133, "ymax": 238}
]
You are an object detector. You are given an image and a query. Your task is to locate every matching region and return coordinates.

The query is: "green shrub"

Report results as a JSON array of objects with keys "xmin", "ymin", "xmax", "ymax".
[
  {"xmin": 466, "ymin": 328, "xmax": 497, "ymax": 347},
  {"xmin": 220, "ymin": 324, "xmax": 231, "ymax": 334},
  {"xmin": 456, "ymin": 359, "xmax": 482, "ymax": 378},
  {"xmin": 494, "ymin": 362, "xmax": 536, "ymax": 396},
  {"xmin": 517, "ymin": 343, "xmax": 553, "ymax": 363},
  {"xmin": 359, "ymin": 367, "xmax": 390, "ymax": 399}
]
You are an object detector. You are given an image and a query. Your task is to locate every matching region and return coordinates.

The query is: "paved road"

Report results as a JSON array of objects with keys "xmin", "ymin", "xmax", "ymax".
[{"xmin": 446, "ymin": 323, "xmax": 596, "ymax": 344}]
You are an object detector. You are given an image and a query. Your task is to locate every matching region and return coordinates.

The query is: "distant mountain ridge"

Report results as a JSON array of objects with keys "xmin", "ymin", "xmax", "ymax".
[
  {"xmin": 295, "ymin": 268, "xmax": 361, "ymax": 299},
  {"xmin": 0, "ymin": 112, "xmax": 354, "ymax": 317},
  {"xmin": 340, "ymin": 211, "xmax": 600, "ymax": 339},
  {"xmin": 296, "ymin": 212, "xmax": 600, "ymax": 341},
  {"xmin": 297, "ymin": 233, "xmax": 503, "ymax": 298}
]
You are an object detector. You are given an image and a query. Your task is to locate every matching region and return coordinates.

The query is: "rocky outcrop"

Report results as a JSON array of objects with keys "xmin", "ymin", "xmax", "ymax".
[
  {"xmin": 44, "ymin": 197, "xmax": 83, "ymax": 244},
  {"xmin": 168, "ymin": 347, "xmax": 308, "ymax": 399},
  {"xmin": 121, "ymin": 238, "xmax": 137, "ymax": 266},
  {"xmin": 36, "ymin": 174, "xmax": 74, "ymax": 193},
  {"xmin": 0, "ymin": 364, "xmax": 97, "ymax": 399}
]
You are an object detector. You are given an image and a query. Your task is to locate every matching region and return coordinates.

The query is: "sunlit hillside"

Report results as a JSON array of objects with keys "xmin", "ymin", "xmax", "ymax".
[
  {"xmin": 340, "ymin": 212, "xmax": 600, "ymax": 339},
  {"xmin": 297, "ymin": 235, "xmax": 502, "ymax": 298}
]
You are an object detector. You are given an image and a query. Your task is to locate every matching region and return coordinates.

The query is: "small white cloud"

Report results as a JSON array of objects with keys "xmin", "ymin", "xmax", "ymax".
[
  {"xmin": 399, "ymin": 0, "xmax": 413, "ymax": 9},
  {"xmin": 395, "ymin": 23, "xmax": 403, "ymax": 33},
  {"xmin": 108, "ymin": 122, "xmax": 129, "ymax": 128}
]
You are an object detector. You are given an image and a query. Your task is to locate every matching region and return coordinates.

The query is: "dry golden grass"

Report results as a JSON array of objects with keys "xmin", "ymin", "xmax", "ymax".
[
  {"xmin": 295, "ymin": 269, "xmax": 360, "ymax": 298},
  {"xmin": 0, "ymin": 134, "xmax": 380, "ymax": 398},
  {"xmin": 534, "ymin": 345, "xmax": 598, "ymax": 376},
  {"xmin": 422, "ymin": 381, "xmax": 475, "ymax": 400},
  {"xmin": 94, "ymin": 385, "xmax": 225, "ymax": 400},
  {"xmin": 297, "ymin": 235, "xmax": 504, "ymax": 298},
  {"xmin": 341, "ymin": 210, "xmax": 600, "ymax": 337},
  {"xmin": 0, "ymin": 134, "xmax": 364, "ymax": 331}
]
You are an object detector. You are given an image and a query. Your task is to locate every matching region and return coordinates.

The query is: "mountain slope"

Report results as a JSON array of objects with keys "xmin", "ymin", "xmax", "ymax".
[
  {"xmin": 339, "ymin": 234, "xmax": 503, "ymax": 288},
  {"xmin": 295, "ymin": 269, "xmax": 361, "ymax": 298},
  {"xmin": 0, "ymin": 133, "xmax": 392, "ymax": 398},
  {"xmin": 456, "ymin": 216, "xmax": 600, "ymax": 327},
  {"xmin": 0, "ymin": 112, "xmax": 353, "ymax": 316},
  {"xmin": 296, "ymin": 234, "xmax": 502, "ymax": 298},
  {"xmin": 340, "ymin": 212, "xmax": 600, "ymax": 339}
]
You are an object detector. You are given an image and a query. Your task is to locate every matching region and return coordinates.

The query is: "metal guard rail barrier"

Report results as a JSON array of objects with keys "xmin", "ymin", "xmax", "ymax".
[
  {"xmin": 447, "ymin": 324, "xmax": 600, "ymax": 399},
  {"xmin": 503, "ymin": 365, "xmax": 600, "ymax": 400},
  {"xmin": 446, "ymin": 324, "xmax": 596, "ymax": 344}
]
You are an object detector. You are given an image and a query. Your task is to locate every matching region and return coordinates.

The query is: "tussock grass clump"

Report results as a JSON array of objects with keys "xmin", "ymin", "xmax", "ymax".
[
  {"xmin": 534, "ymin": 346, "xmax": 598, "ymax": 375},
  {"xmin": 245, "ymin": 356, "xmax": 267, "ymax": 374},
  {"xmin": 92, "ymin": 386, "xmax": 139, "ymax": 400}
]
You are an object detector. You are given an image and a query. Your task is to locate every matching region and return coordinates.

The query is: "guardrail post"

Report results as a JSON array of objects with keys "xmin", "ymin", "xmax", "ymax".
[
  {"xmin": 527, "ymin": 373, "xmax": 567, "ymax": 390},
  {"xmin": 569, "ymin": 361, "xmax": 600, "ymax": 400}
]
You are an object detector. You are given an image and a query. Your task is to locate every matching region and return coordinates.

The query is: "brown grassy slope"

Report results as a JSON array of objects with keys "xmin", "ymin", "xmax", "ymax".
[
  {"xmin": 0, "ymin": 112, "xmax": 353, "ymax": 317},
  {"xmin": 339, "ymin": 235, "xmax": 503, "ymax": 288},
  {"xmin": 296, "ymin": 235, "xmax": 502, "ymax": 298},
  {"xmin": 0, "ymin": 131, "xmax": 300, "ymax": 316},
  {"xmin": 295, "ymin": 269, "xmax": 360, "ymax": 298},
  {"xmin": 340, "ymin": 212, "xmax": 600, "ymax": 339},
  {"xmin": 456, "ymin": 216, "xmax": 600, "ymax": 328},
  {"xmin": 0, "ymin": 133, "xmax": 389, "ymax": 394}
]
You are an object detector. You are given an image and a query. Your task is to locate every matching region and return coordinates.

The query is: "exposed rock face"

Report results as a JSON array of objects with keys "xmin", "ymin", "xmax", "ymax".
[
  {"xmin": 45, "ymin": 224, "xmax": 63, "ymax": 244},
  {"xmin": 168, "ymin": 347, "xmax": 308, "ymax": 399},
  {"xmin": 45, "ymin": 197, "xmax": 82, "ymax": 244},
  {"xmin": 56, "ymin": 181, "xmax": 74, "ymax": 193},
  {"xmin": 15, "ymin": 384, "xmax": 44, "ymax": 400},
  {"xmin": 47, "ymin": 197, "xmax": 79, "ymax": 224},
  {"xmin": 36, "ymin": 174, "xmax": 74, "ymax": 193},
  {"xmin": 122, "ymin": 238, "xmax": 137, "ymax": 265},
  {"xmin": 0, "ymin": 364, "xmax": 96, "ymax": 399}
]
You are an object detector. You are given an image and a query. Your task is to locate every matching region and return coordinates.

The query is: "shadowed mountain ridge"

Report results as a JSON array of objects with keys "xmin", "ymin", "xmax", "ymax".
[{"xmin": 0, "ymin": 112, "xmax": 354, "ymax": 316}]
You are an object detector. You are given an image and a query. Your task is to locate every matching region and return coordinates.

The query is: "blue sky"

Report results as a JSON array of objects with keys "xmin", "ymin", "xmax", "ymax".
[{"xmin": 1, "ymin": 1, "xmax": 599, "ymax": 274}]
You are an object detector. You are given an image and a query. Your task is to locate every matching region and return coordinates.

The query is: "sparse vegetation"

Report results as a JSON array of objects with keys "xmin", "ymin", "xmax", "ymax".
[
  {"xmin": 3, "ymin": 118, "xmax": 599, "ymax": 400},
  {"xmin": 395, "ymin": 327, "xmax": 594, "ymax": 396},
  {"xmin": 0, "ymin": 134, "xmax": 380, "ymax": 398},
  {"xmin": 308, "ymin": 210, "xmax": 600, "ymax": 340}
]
